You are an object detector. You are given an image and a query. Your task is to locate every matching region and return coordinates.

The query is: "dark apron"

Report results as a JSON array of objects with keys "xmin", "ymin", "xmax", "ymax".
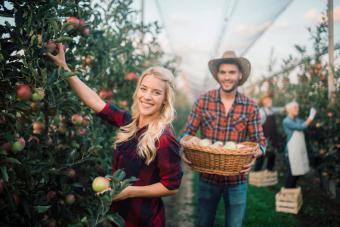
[{"xmin": 262, "ymin": 113, "xmax": 279, "ymax": 149}]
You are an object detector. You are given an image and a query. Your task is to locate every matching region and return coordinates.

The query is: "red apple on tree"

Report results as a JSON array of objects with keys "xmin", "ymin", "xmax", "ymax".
[
  {"xmin": 67, "ymin": 168, "xmax": 76, "ymax": 178},
  {"xmin": 76, "ymin": 127, "xmax": 86, "ymax": 136},
  {"xmin": 45, "ymin": 39, "xmax": 58, "ymax": 54},
  {"xmin": 83, "ymin": 55, "xmax": 93, "ymax": 66},
  {"xmin": 47, "ymin": 191, "xmax": 57, "ymax": 201},
  {"xmin": 92, "ymin": 176, "xmax": 110, "ymax": 193},
  {"xmin": 16, "ymin": 84, "xmax": 32, "ymax": 101},
  {"xmin": 82, "ymin": 27, "xmax": 90, "ymax": 36},
  {"xmin": 32, "ymin": 121, "xmax": 45, "ymax": 134},
  {"xmin": 98, "ymin": 89, "xmax": 113, "ymax": 99},
  {"xmin": 119, "ymin": 100, "xmax": 129, "ymax": 108},
  {"xmin": 124, "ymin": 72, "xmax": 138, "ymax": 81},
  {"xmin": 81, "ymin": 116, "xmax": 91, "ymax": 127},
  {"xmin": 71, "ymin": 114, "xmax": 83, "ymax": 126},
  {"xmin": 1, "ymin": 142, "xmax": 12, "ymax": 154},
  {"xmin": 65, "ymin": 193, "xmax": 76, "ymax": 205},
  {"xmin": 66, "ymin": 16, "xmax": 80, "ymax": 30}
]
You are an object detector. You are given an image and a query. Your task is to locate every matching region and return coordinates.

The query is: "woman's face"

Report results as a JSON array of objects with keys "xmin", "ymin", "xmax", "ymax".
[
  {"xmin": 136, "ymin": 74, "xmax": 167, "ymax": 119},
  {"xmin": 288, "ymin": 104, "xmax": 299, "ymax": 117}
]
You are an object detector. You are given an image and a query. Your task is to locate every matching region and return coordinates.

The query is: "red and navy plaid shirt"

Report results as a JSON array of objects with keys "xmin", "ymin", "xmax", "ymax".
[
  {"xmin": 97, "ymin": 103, "xmax": 183, "ymax": 227},
  {"xmin": 182, "ymin": 89, "xmax": 266, "ymax": 185}
]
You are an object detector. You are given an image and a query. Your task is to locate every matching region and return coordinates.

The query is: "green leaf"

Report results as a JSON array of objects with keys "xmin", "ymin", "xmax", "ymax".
[
  {"xmin": 105, "ymin": 213, "xmax": 125, "ymax": 227},
  {"xmin": 0, "ymin": 166, "xmax": 8, "ymax": 181},
  {"xmin": 2, "ymin": 157, "xmax": 22, "ymax": 165},
  {"xmin": 34, "ymin": 205, "xmax": 51, "ymax": 213},
  {"xmin": 55, "ymin": 36, "xmax": 74, "ymax": 43},
  {"xmin": 111, "ymin": 169, "xmax": 126, "ymax": 181}
]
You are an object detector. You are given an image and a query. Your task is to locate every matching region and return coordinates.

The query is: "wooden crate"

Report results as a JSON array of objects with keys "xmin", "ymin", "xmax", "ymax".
[
  {"xmin": 249, "ymin": 170, "xmax": 278, "ymax": 187},
  {"xmin": 275, "ymin": 187, "xmax": 303, "ymax": 214}
]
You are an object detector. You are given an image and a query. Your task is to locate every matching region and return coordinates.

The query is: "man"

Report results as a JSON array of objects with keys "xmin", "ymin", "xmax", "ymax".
[{"xmin": 182, "ymin": 51, "xmax": 266, "ymax": 227}]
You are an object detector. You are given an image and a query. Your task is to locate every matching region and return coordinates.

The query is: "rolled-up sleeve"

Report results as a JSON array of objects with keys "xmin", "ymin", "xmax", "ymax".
[
  {"xmin": 283, "ymin": 118, "xmax": 307, "ymax": 132},
  {"xmin": 181, "ymin": 96, "xmax": 204, "ymax": 138},
  {"xmin": 156, "ymin": 133, "xmax": 183, "ymax": 190},
  {"xmin": 97, "ymin": 103, "xmax": 132, "ymax": 127}
]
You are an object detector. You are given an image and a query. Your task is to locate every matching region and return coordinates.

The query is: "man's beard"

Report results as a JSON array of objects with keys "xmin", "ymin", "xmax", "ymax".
[{"xmin": 220, "ymin": 79, "xmax": 239, "ymax": 93}]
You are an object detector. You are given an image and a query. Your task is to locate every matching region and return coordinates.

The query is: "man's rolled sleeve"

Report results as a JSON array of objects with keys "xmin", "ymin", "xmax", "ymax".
[{"xmin": 181, "ymin": 97, "xmax": 203, "ymax": 138}]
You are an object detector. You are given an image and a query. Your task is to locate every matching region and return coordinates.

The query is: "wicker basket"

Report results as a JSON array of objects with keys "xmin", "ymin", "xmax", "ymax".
[{"xmin": 180, "ymin": 136, "xmax": 258, "ymax": 176}]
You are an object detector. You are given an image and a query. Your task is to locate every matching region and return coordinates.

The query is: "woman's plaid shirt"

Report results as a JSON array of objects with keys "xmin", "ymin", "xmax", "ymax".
[{"xmin": 182, "ymin": 89, "xmax": 266, "ymax": 185}]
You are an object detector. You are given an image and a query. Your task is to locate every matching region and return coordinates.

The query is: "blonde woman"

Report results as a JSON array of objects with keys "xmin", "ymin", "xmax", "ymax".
[{"xmin": 47, "ymin": 44, "xmax": 183, "ymax": 227}]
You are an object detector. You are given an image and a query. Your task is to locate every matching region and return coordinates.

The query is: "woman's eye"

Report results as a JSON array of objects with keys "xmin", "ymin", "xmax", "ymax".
[{"xmin": 140, "ymin": 87, "xmax": 146, "ymax": 91}]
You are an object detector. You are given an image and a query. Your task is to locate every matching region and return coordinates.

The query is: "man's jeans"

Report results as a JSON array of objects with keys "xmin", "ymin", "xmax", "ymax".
[{"xmin": 197, "ymin": 179, "xmax": 248, "ymax": 227}]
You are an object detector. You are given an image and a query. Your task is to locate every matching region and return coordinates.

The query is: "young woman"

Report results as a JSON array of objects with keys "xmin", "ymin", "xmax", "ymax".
[{"xmin": 47, "ymin": 44, "xmax": 183, "ymax": 227}]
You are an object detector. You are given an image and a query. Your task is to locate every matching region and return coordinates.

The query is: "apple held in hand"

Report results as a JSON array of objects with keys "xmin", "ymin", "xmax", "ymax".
[{"xmin": 92, "ymin": 176, "xmax": 110, "ymax": 193}]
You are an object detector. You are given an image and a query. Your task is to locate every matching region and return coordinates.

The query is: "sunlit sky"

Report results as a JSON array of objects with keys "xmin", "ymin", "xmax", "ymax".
[
  {"xmin": 132, "ymin": 0, "xmax": 340, "ymax": 100},
  {"xmin": 1, "ymin": 1, "xmax": 339, "ymax": 100}
]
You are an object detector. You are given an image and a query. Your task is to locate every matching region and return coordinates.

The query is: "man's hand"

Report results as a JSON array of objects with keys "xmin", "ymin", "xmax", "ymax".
[
  {"xmin": 182, "ymin": 152, "xmax": 192, "ymax": 165},
  {"xmin": 240, "ymin": 145, "xmax": 262, "ymax": 174}
]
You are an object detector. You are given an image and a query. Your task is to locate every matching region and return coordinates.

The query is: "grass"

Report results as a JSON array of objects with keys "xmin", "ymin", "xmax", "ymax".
[{"xmin": 192, "ymin": 173, "xmax": 298, "ymax": 227}]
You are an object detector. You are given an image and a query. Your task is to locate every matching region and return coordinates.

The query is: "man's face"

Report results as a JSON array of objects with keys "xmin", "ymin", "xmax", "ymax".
[{"xmin": 216, "ymin": 63, "xmax": 242, "ymax": 93}]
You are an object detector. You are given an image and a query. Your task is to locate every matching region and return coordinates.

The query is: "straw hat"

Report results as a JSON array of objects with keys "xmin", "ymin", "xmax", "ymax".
[{"xmin": 208, "ymin": 50, "xmax": 251, "ymax": 85}]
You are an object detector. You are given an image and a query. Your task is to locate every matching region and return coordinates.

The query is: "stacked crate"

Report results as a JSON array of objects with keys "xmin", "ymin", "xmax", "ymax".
[
  {"xmin": 275, "ymin": 187, "xmax": 303, "ymax": 214},
  {"xmin": 249, "ymin": 170, "xmax": 278, "ymax": 187}
]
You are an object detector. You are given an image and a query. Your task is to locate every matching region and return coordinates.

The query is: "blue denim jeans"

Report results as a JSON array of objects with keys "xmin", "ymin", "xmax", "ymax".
[{"xmin": 197, "ymin": 179, "xmax": 248, "ymax": 227}]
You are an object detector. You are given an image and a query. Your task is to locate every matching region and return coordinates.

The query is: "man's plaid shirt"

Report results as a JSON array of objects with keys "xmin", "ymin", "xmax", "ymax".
[{"xmin": 182, "ymin": 89, "xmax": 266, "ymax": 185}]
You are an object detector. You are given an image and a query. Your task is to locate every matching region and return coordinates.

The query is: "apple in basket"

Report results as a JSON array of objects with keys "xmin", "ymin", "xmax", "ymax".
[
  {"xmin": 224, "ymin": 141, "xmax": 237, "ymax": 149},
  {"xmin": 188, "ymin": 136, "xmax": 200, "ymax": 144},
  {"xmin": 199, "ymin": 139, "xmax": 212, "ymax": 146},
  {"xmin": 236, "ymin": 144, "xmax": 247, "ymax": 149},
  {"xmin": 212, "ymin": 141, "xmax": 223, "ymax": 147}
]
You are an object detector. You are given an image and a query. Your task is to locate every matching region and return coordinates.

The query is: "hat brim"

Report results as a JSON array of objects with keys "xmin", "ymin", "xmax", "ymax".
[{"xmin": 208, "ymin": 57, "xmax": 251, "ymax": 85}]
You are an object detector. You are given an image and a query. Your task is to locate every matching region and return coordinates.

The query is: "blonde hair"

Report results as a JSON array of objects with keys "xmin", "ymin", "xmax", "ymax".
[{"xmin": 114, "ymin": 66, "xmax": 176, "ymax": 165}]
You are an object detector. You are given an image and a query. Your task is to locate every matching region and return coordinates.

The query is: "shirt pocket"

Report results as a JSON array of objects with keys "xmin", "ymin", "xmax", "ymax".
[
  {"xmin": 201, "ymin": 110, "xmax": 217, "ymax": 130},
  {"xmin": 232, "ymin": 114, "xmax": 248, "ymax": 132}
]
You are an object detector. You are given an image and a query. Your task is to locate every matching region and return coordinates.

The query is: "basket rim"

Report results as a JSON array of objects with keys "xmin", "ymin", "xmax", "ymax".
[{"xmin": 180, "ymin": 139, "xmax": 257, "ymax": 156}]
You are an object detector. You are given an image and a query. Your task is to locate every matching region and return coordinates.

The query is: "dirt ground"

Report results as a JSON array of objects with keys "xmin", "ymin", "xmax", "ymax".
[{"xmin": 164, "ymin": 164, "xmax": 194, "ymax": 227}]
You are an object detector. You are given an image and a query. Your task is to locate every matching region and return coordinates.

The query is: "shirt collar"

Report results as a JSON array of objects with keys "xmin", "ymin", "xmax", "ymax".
[{"xmin": 215, "ymin": 88, "xmax": 245, "ymax": 104}]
